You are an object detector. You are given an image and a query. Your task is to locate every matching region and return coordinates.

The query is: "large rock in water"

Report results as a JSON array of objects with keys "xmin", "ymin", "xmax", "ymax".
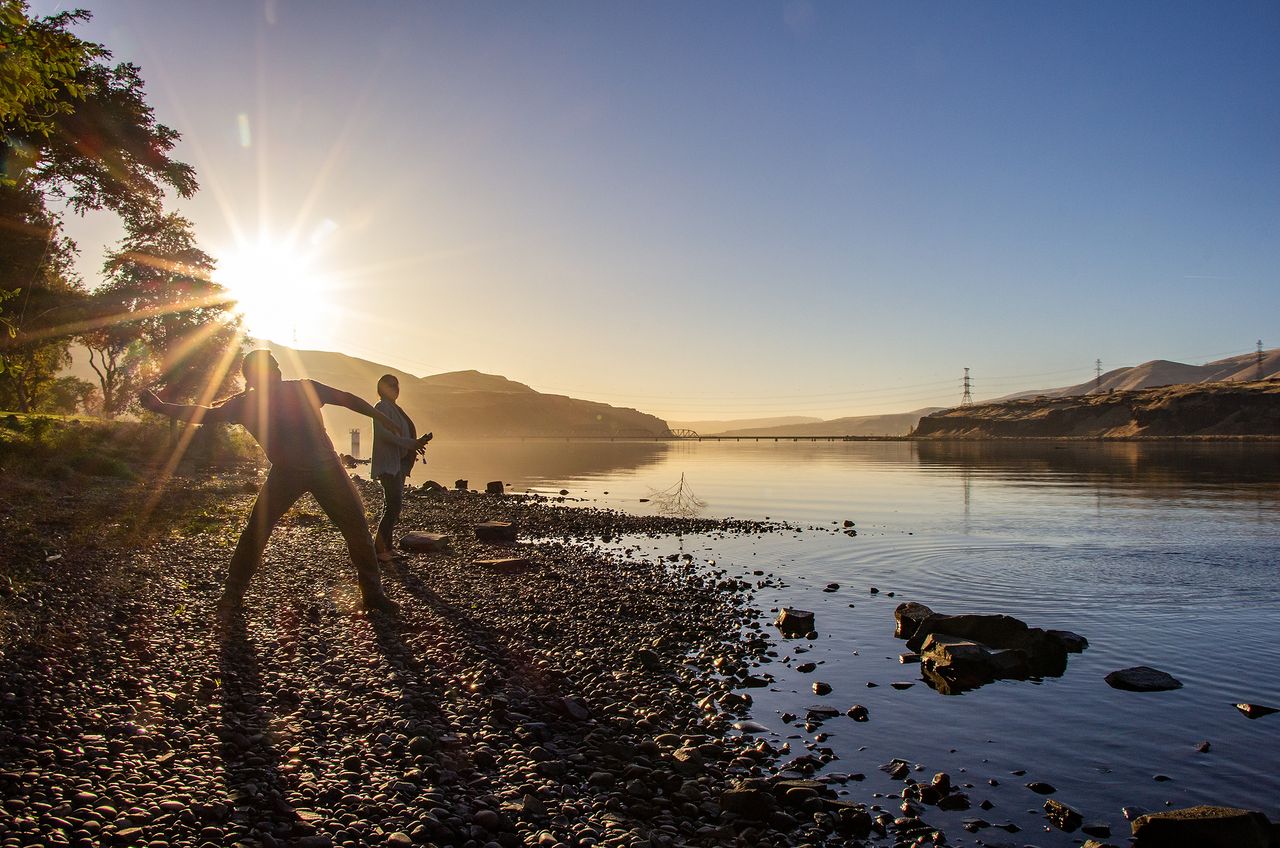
[
  {"xmin": 896, "ymin": 607, "xmax": 1085, "ymax": 693},
  {"xmin": 894, "ymin": 602, "xmax": 934, "ymax": 639},
  {"xmin": 1104, "ymin": 666, "xmax": 1182, "ymax": 692},
  {"xmin": 1131, "ymin": 805, "xmax": 1273, "ymax": 847},
  {"xmin": 775, "ymin": 608, "xmax": 815, "ymax": 636}
]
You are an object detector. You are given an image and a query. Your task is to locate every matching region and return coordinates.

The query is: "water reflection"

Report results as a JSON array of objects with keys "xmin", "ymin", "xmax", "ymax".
[
  {"xmin": 914, "ymin": 440, "xmax": 1280, "ymax": 492},
  {"xmin": 384, "ymin": 438, "xmax": 670, "ymax": 491}
]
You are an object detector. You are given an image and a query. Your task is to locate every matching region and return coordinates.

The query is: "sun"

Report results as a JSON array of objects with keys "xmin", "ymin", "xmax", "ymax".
[{"xmin": 212, "ymin": 238, "xmax": 337, "ymax": 348}]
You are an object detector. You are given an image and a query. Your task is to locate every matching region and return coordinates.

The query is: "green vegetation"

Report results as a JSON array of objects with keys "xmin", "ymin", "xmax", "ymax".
[{"xmin": 0, "ymin": 413, "xmax": 263, "ymax": 480}]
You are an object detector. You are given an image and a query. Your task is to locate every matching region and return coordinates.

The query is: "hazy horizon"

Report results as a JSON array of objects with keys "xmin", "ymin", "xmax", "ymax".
[{"xmin": 35, "ymin": 0, "xmax": 1280, "ymax": 419}]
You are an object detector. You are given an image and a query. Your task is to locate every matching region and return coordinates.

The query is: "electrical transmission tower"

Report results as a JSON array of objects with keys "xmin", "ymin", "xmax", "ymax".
[
  {"xmin": 1257, "ymin": 340, "xmax": 1265, "ymax": 380},
  {"xmin": 1095, "ymin": 358, "xmax": 1102, "ymax": 389},
  {"xmin": 961, "ymin": 367, "xmax": 973, "ymax": 406}
]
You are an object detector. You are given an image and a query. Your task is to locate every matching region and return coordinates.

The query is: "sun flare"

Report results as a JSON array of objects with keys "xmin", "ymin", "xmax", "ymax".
[{"xmin": 213, "ymin": 239, "xmax": 337, "ymax": 348}]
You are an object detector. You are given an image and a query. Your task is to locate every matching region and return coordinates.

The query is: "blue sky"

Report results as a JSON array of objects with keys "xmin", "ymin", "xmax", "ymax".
[{"xmin": 38, "ymin": 0, "xmax": 1280, "ymax": 418}]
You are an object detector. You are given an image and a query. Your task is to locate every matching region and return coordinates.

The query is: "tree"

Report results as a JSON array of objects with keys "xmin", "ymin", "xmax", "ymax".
[
  {"xmin": 99, "ymin": 214, "xmax": 243, "ymax": 407},
  {"xmin": 1, "ymin": 3, "xmax": 197, "ymax": 399}
]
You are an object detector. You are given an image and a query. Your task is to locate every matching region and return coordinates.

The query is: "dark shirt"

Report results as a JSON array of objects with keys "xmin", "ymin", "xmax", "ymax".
[{"xmin": 215, "ymin": 379, "xmax": 343, "ymax": 468}]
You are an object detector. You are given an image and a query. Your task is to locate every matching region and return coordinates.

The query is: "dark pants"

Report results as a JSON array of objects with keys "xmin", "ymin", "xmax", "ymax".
[
  {"xmin": 226, "ymin": 460, "xmax": 383, "ymax": 599},
  {"xmin": 377, "ymin": 472, "xmax": 406, "ymax": 550}
]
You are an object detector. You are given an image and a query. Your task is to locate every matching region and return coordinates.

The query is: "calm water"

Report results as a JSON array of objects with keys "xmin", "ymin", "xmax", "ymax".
[{"xmin": 403, "ymin": 439, "xmax": 1280, "ymax": 845}]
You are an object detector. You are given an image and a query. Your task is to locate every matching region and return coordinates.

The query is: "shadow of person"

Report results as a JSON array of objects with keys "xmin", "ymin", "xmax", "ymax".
[{"xmin": 217, "ymin": 616, "xmax": 297, "ymax": 842}]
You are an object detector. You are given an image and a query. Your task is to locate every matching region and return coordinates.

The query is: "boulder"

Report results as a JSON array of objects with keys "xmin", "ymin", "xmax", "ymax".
[
  {"xmin": 399, "ymin": 532, "xmax": 450, "ymax": 553},
  {"xmin": 1104, "ymin": 667, "xmax": 1182, "ymax": 692},
  {"xmin": 485, "ymin": 480, "xmax": 505, "ymax": 495},
  {"xmin": 1047, "ymin": 629, "xmax": 1089, "ymax": 652},
  {"xmin": 1131, "ymin": 805, "xmax": 1272, "ymax": 847},
  {"xmin": 894, "ymin": 602, "xmax": 934, "ymax": 639},
  {"xmin": 474, "ymin": 521, "xmax": 518, "ymax": 543},
  {"xmin": 454, "ymin": 478, "xmax": 469, "ymax": 490},
  {"xmin": 775, "ymin": 608, "xmax": 815, "ymax": 636},
  {"xmin": 918, "ymin": 634, "xmax": 1035, "ymax": 693}
]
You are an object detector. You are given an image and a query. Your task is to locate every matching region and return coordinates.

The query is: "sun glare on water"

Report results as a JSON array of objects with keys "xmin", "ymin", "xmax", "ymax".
[{"xmin": 213, "ymin": 239, "xmax": 338, "ymax": 348}]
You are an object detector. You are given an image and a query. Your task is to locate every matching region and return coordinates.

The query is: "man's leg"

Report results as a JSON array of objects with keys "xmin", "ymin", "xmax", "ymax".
[
  {"xmin": 224, "ymin": 467, "xmax": 306, "ymax": 607},
  {"xmin": 309, "ymin": 461, "xmax": 396, "ymax": 611}
]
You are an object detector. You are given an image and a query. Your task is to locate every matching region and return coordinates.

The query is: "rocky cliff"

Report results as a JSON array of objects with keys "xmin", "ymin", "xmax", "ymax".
[{"xmin": 913, "ymin": 380, "xmax": 1280, "ymax": 439}]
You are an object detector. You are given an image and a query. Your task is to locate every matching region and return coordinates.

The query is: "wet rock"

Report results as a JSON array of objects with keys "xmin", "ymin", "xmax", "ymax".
[
  {"xmin": 1026, "ymin": 781, "xmax": 1056, "ymax": 794},
  {"xmin": 806, "ymin": 705, "xmax": 839, "ymax": 721},
  {"xmin": 1044, "ymin": 798, "xmax": 1082, "ymax": 832},
  {"xmin": 1131, "ymin": 805, "xmax": 1273, "ymax": 847},
  {"xmin": 893, "ymin": 602, "xmax": 934, "ymax": 639},
  {"xmin": 812, "ymin": 681, "xmax": 831, "ymax": 696},
  {"xmin": 1235, "ymin": 702, "xmax": 1278, "ymax": 719},
  {"xmin": 1105, "ymin": 666, "xmax": 1182, "ymax": 692},
  {"xmin": 485, "ymin": 480, "xmax": 505, "ymax": 495},
  {"xmin": 846, "ymin": 704, "xmax": 869, "ymax": 721},
  {"xmin": 1047, "ymin": 629, "xmax": 1089, "ymax": 652},
  {"xmin": 454, "ymin": 478, "xmax": 468, "ymax": 490},
  {"xmin": 775, "ymin": 608, "xmax": 815, "ymax": 636}
]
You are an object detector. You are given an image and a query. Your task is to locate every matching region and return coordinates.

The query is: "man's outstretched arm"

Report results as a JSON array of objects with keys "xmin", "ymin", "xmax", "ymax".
[
  {"xmin": 310, "ymin": 382, "xmax": 403, "ymax": 434},
  {"xmin": 139, "ymin": 389, "xmax": 240, "ymax": 425}
]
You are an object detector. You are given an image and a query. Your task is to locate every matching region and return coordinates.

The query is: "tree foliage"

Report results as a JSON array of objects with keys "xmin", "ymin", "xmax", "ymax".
[
  {"xmin": 98, "ymin": 214, "xmax": 242, "ymax": 405},
  {"xmin": 1, "ymin": 3, "xmax": 236, "ymax": 416}
]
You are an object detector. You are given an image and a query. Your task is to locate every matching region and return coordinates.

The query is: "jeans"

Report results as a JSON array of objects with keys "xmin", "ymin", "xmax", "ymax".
[
  {"xmin": 226, "ymin": 459, "xmax": 383, "ymax": 599},
  {"xmin": 377, "ymin": 471, "xmax": 406, "ymax": 550}
]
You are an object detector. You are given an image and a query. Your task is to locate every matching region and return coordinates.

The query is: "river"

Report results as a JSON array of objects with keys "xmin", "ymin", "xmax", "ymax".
[{"xmin": 398, "ymin": 439, "xmax": 1280, "ymax": 844}]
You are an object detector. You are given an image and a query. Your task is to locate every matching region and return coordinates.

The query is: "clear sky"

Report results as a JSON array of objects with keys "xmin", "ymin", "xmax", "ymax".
[{"xmin": 35, "ymin": 0, "xmax": 1280, "ymax": 420}]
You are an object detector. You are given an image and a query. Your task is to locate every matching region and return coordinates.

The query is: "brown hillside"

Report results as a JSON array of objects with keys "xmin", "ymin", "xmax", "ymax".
[{"xmin": 914, "ymin": 380, "xmax": 1280, "ymax": 439}]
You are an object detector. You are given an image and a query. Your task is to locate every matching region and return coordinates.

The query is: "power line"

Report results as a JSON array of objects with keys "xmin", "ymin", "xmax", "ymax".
[
  {"xmin": 961, "ymin": 368, "xmax": 973, "ymax": 406},
  {"xmin": 1095, "ymin": 358, "xmax": 1102, "ymax": 390}
]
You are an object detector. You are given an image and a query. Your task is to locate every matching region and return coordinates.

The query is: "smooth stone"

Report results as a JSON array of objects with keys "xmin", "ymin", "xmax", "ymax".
[{"xmin": 1104, "ymin": 666, "xmax": 1182, "ymax": 692}]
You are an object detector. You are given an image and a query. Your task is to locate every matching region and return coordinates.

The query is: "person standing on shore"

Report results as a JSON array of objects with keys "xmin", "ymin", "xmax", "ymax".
[
  {"xmin": 371, "ymin": 374, "xmax": 432, "ymax": 562},
  {"xmin": 139, "ymin": 350, "xmax": 403, "ymax": 615}
]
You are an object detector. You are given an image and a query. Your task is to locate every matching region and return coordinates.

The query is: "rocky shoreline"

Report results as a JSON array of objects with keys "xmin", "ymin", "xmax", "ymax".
[
  {"xmin": 2, "ymin": 469, "xmax": 1277, "ymax": 848},
  {"xmin": 0, "ymin": 470, "xmax": 887, "ymax": 848}
]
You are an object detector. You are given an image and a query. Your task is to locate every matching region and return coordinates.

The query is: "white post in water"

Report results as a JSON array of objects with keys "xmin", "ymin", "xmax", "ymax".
[{"xmin": 350, "ymin": 428, "xmax": 361, "ymax": 459}]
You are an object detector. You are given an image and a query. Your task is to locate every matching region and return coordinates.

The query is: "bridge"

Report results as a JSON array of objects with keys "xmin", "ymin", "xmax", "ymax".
[{"xmin": 519, "ymin": 431, "xmax": 911, "ymax": 442}]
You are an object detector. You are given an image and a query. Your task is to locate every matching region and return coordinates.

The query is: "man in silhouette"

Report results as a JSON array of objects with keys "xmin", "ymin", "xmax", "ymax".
[{"xmin": 140, "ymin": 349, "xmax": 404, "ymax": 615}]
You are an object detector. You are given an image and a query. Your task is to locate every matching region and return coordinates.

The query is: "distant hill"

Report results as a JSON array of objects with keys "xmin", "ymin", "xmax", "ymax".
[
  {"xmin": 915, "ymin": 379, "xmax": 1280, "ymax": 439},
  {"xmin": 717, "ymin": 408, "xmax": 944, "ymax": 437},
  {"xmin": 667, "ymin": 416, "xmax": 821, "ymax": 435},
  {"xmin": 1001, "ymin": 348, "xmax": 1280, "ymax": 400},
  {"xmin": 259, "ymin": 344, "xmax": 670, "ymax": 447}
]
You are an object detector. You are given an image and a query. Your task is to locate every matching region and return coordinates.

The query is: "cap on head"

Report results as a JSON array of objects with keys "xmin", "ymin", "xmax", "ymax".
[{"xmin": 242, "ymin": 350, "xmax": 281, "ymax": 387}]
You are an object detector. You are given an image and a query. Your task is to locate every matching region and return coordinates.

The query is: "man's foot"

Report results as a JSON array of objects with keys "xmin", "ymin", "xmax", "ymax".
[
  {"xmin": 362, "ymin": 592, "xmax": 399, "ymax": 615},
  {"xmin": 216, "ymin": 591, "xmax": 244, "ymax": 621}
]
